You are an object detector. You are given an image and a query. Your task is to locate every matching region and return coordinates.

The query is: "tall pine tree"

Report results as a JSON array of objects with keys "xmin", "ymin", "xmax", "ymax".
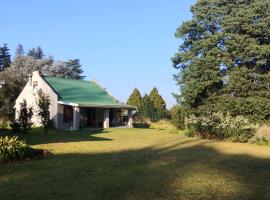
[
  {"xmin": 0, "ymin": 44, "xmax": 11, "ymax": 71},
  {"xmin": 172, "ymin": 0, "xmax": 270, "ymax": 121},
  {"xmin": 149, "ymin": 87, "xmax": 167, "ymax": 120},
  {"xmin": 27, "ymin": 46, "xmax": 44, "ymax": 59},
  {"xmin": 15, "ymin": 44, "xmax": 25, "ymax": 57},
  {"xmin": 65, "ymin": 59, "xmax": 85, "ymax": 79},
  {"xmin": 149, "ymin": 87, "xmax": 166, "ymax": 110}
]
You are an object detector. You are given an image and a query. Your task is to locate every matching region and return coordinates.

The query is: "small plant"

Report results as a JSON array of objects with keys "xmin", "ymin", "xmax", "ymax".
[
  {"xmin": 249, "ymin": 135, "xmax": 269, "ymax": 146},
  {"xmin": 36, "ymin": 92, "xmax": 51, "ymax": 135},
  {"xmin": 181, "ymin": 129, "xmax": 194, "ymax": 137},
  {"xmin": 170, "ymin": 105, "xmax": 188, "ymax": 130},
  {"xmin": 12, "ymin": 99, "xmax": 33, "ymax": 134},
  {"xmin": 168, "ymin": 127, "xmax": 179, "ymax": 134},
  {"xmin": 0, "ymin": 120, "xmax": 9, "ymax": 130},
  {"xmin": 0, "ymin": 136, "xmax": 32, "ymax": 162}
]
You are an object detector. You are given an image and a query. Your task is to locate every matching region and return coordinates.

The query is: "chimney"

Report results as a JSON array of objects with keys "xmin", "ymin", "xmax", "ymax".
[{"xmin": 28, "ymin": 74, "xmax": 32, "ymax": 86}]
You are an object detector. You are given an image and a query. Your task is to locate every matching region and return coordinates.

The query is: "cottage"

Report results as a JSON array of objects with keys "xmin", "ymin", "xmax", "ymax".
[{"xmin": 15, "ymin": 71, "xmax": 136, "ymax": 130}]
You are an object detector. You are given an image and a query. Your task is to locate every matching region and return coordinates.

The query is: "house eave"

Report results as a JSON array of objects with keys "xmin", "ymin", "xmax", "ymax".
[{"xmin": 58, "ymin": 101, "xmax": 137, "ymax": 109}]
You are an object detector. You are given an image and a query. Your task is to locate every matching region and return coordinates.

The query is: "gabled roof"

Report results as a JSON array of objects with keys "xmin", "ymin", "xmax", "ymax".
[{"xmin": 43, "ymin": 76, "xmax": 135, "ymax": 108}]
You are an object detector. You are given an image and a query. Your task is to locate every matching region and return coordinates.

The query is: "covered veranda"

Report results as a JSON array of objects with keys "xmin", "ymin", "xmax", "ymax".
[{"xmin": 57, "ymin": 102, "xmax": 136, "ymax": 130}]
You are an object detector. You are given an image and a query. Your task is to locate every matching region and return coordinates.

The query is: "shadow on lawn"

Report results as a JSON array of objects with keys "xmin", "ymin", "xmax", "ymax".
[
  {"xmin": 0, "ymin": 128, "xmax": 112, "ymax": 145},
  {"xmin": 1, "ymin": 139, "xmax": 270, "ymax": 200}
]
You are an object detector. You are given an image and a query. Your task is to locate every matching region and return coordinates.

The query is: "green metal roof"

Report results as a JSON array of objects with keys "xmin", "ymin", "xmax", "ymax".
[{"xmin": 43, "ymin": 76, "xmax": 123, "ymax": 107}]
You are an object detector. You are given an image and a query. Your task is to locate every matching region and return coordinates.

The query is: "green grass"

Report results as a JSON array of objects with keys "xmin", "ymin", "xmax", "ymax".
[{"xmin": 1, "ymin": 128, "xmax": 270, "ymax": 200}]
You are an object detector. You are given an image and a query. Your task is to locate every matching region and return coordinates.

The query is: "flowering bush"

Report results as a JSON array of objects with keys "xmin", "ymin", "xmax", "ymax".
[{"xmin": 185, "ymin": 112, "xmax": 257, "ymax": 142}]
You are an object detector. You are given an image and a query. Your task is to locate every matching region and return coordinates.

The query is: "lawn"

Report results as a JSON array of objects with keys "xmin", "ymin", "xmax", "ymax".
[{"xmin": 1, "ymin": 128, "xmax": 270, "ymax": 200}]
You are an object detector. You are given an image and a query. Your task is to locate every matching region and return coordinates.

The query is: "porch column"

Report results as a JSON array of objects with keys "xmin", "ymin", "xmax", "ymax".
[
  {"xmin": 127, "ymin": 109, "xmax": 133, "ymax": 128},
  {"xmin": 73, "ymin": 106, "xmax": 80, "ymax": 130},
  {"xmin": 103, "ymin": 109, "xmax": 110, "ymax": 128}
]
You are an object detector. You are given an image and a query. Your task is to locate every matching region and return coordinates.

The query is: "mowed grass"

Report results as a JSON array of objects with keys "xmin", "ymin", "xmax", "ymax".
[{"xmin": 1, "ymin": 128, "xmax": 270, "ymax": 200}]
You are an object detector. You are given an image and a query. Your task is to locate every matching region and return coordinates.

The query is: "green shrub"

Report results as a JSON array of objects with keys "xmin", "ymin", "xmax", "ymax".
[
  {"xmin": 170, "ymin": 105, "xmax": 188, "ymax": 130},
  {"xmin": 13, "ymin": 99, "xmax": 33, "ymax": 134},
  {"xmin": 249, "ymin": 135, "xmax": 269, "ymax": 146},
  {"xmin": 185, "ymin": 112, "xmax": 257, "ymax": 142},
  {"xmin": 0, "ymin": 121, "xmax": 9, "ymax": 130},
  {"xmin": 181, "ymin": 129, "xmax": 194, "ymax": 137},
  {"xmin": 0, "ymin": 136, "xmax": 32, "ymax": 162},
  {"xmin": 19, "ymin": 102, "xmax": 33, "ymax": 133},
  {"xmin": 168, "ymin": 127, "xmax": 179, "ymax": 134}
]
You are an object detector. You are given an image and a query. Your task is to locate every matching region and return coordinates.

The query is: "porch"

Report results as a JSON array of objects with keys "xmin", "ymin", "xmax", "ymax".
[{"xmin": 57, "ymin": 104, "xmax": 135, "ymax": 130}]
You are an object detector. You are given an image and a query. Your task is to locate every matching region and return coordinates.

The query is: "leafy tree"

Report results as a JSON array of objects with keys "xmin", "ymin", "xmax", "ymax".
[
  {"xmin": 11, "ymin": 56, "xmax": 53, "ymax": 82},
  {"xmin": 41, "ymin": 61, "xmax": 67, "ymax": 77},
  {"xmin": 27, "ymin": 46, "xmax": 44, "ymax": 59},
  {"xmin": 172, "ymin": 0, "xmax": 270, "ymax": 122},
  {"xmin": 42, "ymin": 60, "xmax": 84, "ymax": 80},
  {"xmin": 36, "ymin": 92, "xmax": 51, "ymax": 134},
  {"xmin": 127, "ymin": 88, "xmax": 142, "ymax": 108},
  {"xmin": 0, "ymin": 44, "xmax": 11, "ymax": 71},
  {"xmin": 15, "ymin": 44, "xmax": 24, "ymax": 57},
  {"xmin": 0, "ymin": 72, "xmax": 23, "ymax": 120},
  {"xmin": 149, "ymin": 87, "xmax": 167, "ymax": 119},
  {"xmin": 16, "ymin": 99, "xmax": 33, "ymax": 134}
]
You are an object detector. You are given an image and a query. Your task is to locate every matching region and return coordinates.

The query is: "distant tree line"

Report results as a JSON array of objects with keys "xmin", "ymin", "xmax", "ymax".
[
  {"xmin": 0, "ymin": 43, "xmax": 84, "ymax": 121},
  {"xmin": 127, "ymin": 87, "xmax": 167, "ymax": 122}
]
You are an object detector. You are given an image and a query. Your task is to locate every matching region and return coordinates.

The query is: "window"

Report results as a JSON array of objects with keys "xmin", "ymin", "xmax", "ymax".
[
  {"xmin": 33, "ymin": 81, "xmax": 38, "ymax": 89},
  {"xmin": 64, "ymin": 106, "xmax": 73, "ymax": 123},
  {"xmin": 33, "ymin": 81, "xmax": 39, "ymax": 94}
]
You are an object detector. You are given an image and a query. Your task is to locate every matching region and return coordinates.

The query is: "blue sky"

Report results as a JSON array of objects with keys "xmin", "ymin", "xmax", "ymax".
[{"xmin": 1, "ymin": 0, "xmax": 196, "ymax": 108}]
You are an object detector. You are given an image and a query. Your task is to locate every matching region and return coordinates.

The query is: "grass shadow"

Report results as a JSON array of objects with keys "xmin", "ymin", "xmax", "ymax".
[
  {"xmin": 133, "ymin": 123, "xmax": 150, "ymax": 128},
  {"xmin": 0, "ymin": 128, "xmax": 112, "ymax": 145},
  {"xmin": 1, "ymin": 139, "xmax": 270, "ymax": 199}
]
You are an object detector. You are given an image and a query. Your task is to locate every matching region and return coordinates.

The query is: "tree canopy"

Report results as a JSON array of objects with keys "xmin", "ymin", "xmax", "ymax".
[
  {"xmin": 127, "ymin": 88, "xmax": 142, "ymax": 107},
  {"xmin": 149, "ymin": 87, "xmax": 166, "ymax": 110},
  {"xmin": 15, "ymin": 44, "xmax": 24, "ymax": 57},
  {"xmin": 172, "ymin": 0, "xmax": 270, "ymax": 122},
  {"xmin": 128, "ymin": 87, "xmax": 167, "ymax": 122},
  {"xmin": 27, "ymin": 46, "xmax": 44, "ymax": 59}
]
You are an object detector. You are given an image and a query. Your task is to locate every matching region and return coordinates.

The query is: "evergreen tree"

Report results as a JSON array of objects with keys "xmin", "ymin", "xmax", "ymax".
[
  {"xmin": 0, "ymin": 44, "xmax": 11, "ymax": 71},
  {"xmin": 127, "ymin": 88, "xmax": 142, "ymax": 108},
  {"xmin": 172, "ymin": 0, "xmax": 270, "ymax": 121},
  {"xmin": 36, "ymin": 46, "xmax": 44, "ymax": 59},
  {"xmin": 65, "ymin": 59, "xmax": 85, "ymax": 79},
  {"xmin": 15, "ymin": 44, "xmax": 24, "ymax": 57},
  {"xmin": 16, "ymin": 99, "xmax": 33, "ymax": 134},
  {"xmin": 27, "ymin": 48, "xmax": 37, "ymax": 58},
  {"xmin": 139, "ymin": 95, "xmax": 157, "ymax": 122},
  {"xmin": 149, "ymin": 87, "xmax": 167, "ymax": 120},
  {"xmin": 27, "ymin": 46, "xmax": 44, "ymax": 59},
  {"xmin": 149, "ymin": 87, "xmax": 166, "ymax": 110}
]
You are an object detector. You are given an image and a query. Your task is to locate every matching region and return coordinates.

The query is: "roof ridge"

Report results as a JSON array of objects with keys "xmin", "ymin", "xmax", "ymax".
[{"xmin": 42, "ymin": 75, "xmax": 93, "ymax": 83}]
